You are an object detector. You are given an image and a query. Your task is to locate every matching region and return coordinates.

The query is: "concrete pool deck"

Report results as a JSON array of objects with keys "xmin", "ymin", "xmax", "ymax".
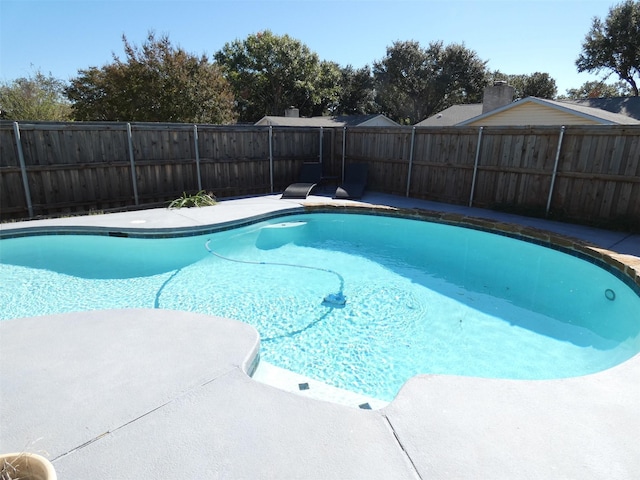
[{"xmin": 1, "ymin": 193, "xmax": 639, "ymax": 479}]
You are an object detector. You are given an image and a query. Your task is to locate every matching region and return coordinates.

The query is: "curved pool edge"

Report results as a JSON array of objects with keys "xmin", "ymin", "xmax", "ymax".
[
  {"xmin": 0, "ymin": 198, "xmax": 304, "ymax": 239},
  {"xmin": 2, "ymin": 194, "xmax": 640, "ymax": 478},
  {"xmin": 2, "ymin": 308, "xmax": 638, "ymax": 479},
  {"xmin": 382, "ymin": 347, "xmax": 640, "ymax": 478},
  {"xmin": 301, "ymin": 203, "xmax": 640, "ymax": 294},
  {"xmin": 2, "ymin": 198, "xmax": 638, "ymax": 293}
]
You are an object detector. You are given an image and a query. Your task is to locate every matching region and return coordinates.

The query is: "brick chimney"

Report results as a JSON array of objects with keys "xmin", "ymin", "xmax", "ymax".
[
  {"xmin": 482, "ymin": 81, "xmax": 515, "ymax": 114},
  {"xmin": 284, "ymin": 106, "xmax": 299, "ymax": 117}
]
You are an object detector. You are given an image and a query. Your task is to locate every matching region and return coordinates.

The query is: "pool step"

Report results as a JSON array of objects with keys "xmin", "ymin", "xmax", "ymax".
[{"xmin": 251, "ymin": 361, "xmax": 389, "ymax": 410}]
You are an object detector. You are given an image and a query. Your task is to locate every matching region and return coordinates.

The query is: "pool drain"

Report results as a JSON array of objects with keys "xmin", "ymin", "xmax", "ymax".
[
  {"xmin": 204, "ymin": 239, "xmax": 346, "ymax": 306},
  {"xmin": 605, "ymin": 288, "xmax": 616, "ymax": 301}
]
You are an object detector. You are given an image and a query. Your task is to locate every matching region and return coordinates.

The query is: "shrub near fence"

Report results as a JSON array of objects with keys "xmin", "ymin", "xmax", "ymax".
[{"xmin": 1, "ymin": 121, "xmax": 639, "ymax": 228}]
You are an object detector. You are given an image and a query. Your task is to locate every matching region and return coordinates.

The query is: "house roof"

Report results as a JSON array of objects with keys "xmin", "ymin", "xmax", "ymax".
[
  {"xmin": 558, "ymin": 97, "xmax": 640, "ymax": 121},
  {"xmin": 456, "ymin": 97, "xmax": 640, "ymax": 126},
  {"xmin": 255, "ymin": 114, "xmax": 399, "ymax": 127},
  {"xmin": 415, "ymin": 104, "xmax": 483, "ymax": 126}
]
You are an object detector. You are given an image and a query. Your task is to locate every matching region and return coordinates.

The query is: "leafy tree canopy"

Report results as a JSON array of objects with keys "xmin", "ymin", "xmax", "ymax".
[
  {"xmin": 562, "ymin": 80, "xmax": 632, "ymax": 99},
  {"xmin": 333, "ymin": 65, "xmax": 377, "ymax": 115},
  {"xmin": 492, "ymin": 71, "xmax": 558, "ymax": 99},
  {"xmin": 373, "ymin": 40, "xmax": 489, "ymax": 124},
  {"xmin": 214, "ymin": 31, "xmax": 340, "ymax": 122},
  {"xmin": 65, "ymin": 32, "xmax": 237, "ymax": 123},
  {"xmin": 576, "ymin": 0, "xmax": 640, "ymax": 96},
  {"xmin": 311, "ymin": 60, "xmax": 343, "ymax": 116},
  {"xmin": 0, "ymin": 69, "xmax": 72, "ymax": 121}
]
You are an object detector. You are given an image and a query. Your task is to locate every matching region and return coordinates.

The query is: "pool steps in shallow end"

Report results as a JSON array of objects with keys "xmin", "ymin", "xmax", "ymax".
[{"xmin": 252, "ymin": 361, "xmax": 389, "ymax": 410}]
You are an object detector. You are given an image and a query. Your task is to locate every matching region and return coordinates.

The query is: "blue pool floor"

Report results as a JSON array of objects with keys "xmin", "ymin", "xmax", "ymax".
[{"xmin": 1, "ymin": 192, "xmax": 639, "ymax": 479}]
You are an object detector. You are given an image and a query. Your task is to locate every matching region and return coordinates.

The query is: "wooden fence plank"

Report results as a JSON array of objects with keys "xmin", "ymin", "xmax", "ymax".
[{"xmin": 1, "ymin": 122, "xmax": 638, "ymax": 227}]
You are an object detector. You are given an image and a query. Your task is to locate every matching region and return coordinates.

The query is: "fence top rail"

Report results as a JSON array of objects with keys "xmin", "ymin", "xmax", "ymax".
[
  {"xmin": 329, "ymin": 125, "xmax": 640, "ymax": 135},
  {"xmin": 473, "ymin": 125, "xmax": 640, "ymax": 135},
  {"xmin": 0, "ymin": 121, "xmax": 127, "ymax": 132},
  {"xmin": 0, "ymin": 121, "xmax": 330, "ymax": 134},
  {"xmin": 2, "ymin": 121, "xmax": 638, "ymax": 136}
]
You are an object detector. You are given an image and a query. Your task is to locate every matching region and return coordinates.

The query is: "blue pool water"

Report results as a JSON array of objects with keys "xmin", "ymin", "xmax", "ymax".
[{"xmin": 1, "ymin": 213, "xmax": 639, "ymax": 401}]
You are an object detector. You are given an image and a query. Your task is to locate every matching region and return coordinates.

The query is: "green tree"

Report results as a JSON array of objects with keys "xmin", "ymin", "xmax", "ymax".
[
  {"xmin": 489, "ymin": 71, "xmax": 557, "ymax": 99},
  {"xmin": 310, "ymin": 60, "xmax": 342, "ymax": 116},
  {"xmin": 214, "ymin": 31, "xmax": 340, "ymax": 122},
  {"xmin": 373, "ymin": 41, "xmax": 488, "ymax": 124},
  {"xmin": 66, "ymin": 32, "xmax": 236, "ymax": 123},
  {"xmin": 576, "ymin": 0, "xmax": 640, "ymax": 96},
  {"xmin": 334, "ymin": 65, "xmax": 377, "ymax": 115},
  {"xmin": 0, "ymin": 69, "xmax": 72, "ymax": 121},
  {"xmin": 507, "ymin": 72, "xmax": 558, "ymax": 99},
  {"xmin": 562, "ymin": 80, "xmax": 631, "ymax": 98}
]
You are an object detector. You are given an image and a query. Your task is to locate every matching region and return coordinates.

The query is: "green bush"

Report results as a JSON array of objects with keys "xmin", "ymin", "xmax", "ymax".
[{"xmin": 168, "ymin": 191, "xmax": 217, "ymax": 209}]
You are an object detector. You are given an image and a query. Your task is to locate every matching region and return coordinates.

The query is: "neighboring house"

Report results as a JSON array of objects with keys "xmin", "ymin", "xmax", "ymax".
[
  {"xmin": 416, "ymin": 81, "xmax": 515, "ymax": 126},
  {"xmin": 417, "ymin": 82, "xmax": 640, "ymax": 127},
  {"xmin": 415, "ymin": 104, "xmax": 483, "ymax": 126},
  {"xmin": 255, "ymin": 108, "xmax": 399, "ymax": 127},
  {"xmin": 559, "ymin": 97, "xmax": 640, "ymax": 122},
  {"xmin": 457, "ymin": 97, "xmax": 640, "ymax": 126}
]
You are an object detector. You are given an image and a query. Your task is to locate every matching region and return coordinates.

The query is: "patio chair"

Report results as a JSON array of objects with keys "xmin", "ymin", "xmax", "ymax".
[
  {"xmin": 334, "ymin": 163, "xmax": 369, "ymax": 199},
  {"xmin": 281, "ymin": 162, "xmax": 324, "ymax": 199}
]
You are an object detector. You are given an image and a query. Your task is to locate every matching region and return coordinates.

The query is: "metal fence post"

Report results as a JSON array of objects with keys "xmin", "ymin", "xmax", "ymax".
[
  {"xmin": 546, "ymin": 125, "xmax": 566, "ymax": 216},
  {"xmin": 341, "ymin": 127, "xmax": 346, "ymax": 181},
  {"xmin": 468, "ymin": 127, "xmax": 484, "ymax": 207},
  {"xmin": 269, "ymin": 126, "xmax": 274, "ymax": 193},
  {"xmin": 127, "ymin": 123, "xmax": 139, "ymax": 205},
  {"xmin": 405, "ymin": 127, "xmax": 416, "ymax": 197},
  {"xmin": 12, "ymin": 122, "xmax": 34, "ymax": 218},
  {"xmin": 193, "ymin": 125, "xmax": 202, "ymax": 191},
  {"xmin": 319, "ymin": 127, "xmax": 323, "ymax": 163}
]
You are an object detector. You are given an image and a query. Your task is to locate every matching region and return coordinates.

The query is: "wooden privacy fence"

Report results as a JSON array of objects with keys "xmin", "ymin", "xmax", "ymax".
[
  {"xmin": 1, "ymin": 121, "xmax": 639, "ymax": 226},
  {"xmin": 327, "ymin": 124, "xmax": 640, "ymax": 225},
  {"xmin": 0, "ymin": 121, "xmax": 325, "ymax": 220}
]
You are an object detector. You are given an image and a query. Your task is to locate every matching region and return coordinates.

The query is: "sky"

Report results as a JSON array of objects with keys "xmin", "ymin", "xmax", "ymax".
[{"xmin": 0, "ymin": 0, "xmax": 618, "ymax": 96}]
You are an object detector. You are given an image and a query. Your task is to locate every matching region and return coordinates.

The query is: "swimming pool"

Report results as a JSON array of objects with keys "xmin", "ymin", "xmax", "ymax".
[{"xmin": 1, "ymin": 211, "xmax": 639, "ymax": 401}]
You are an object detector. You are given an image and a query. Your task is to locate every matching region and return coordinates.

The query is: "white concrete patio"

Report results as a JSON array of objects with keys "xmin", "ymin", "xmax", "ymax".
[{"xmin": 1, "ymin": 193, "xmax": 639, "ymax": 479}]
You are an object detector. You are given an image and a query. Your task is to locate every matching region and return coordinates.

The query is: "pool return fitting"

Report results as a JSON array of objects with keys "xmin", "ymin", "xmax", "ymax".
[{"xmin": 204, "ymin": 240, "xmax": 347, "ymax": 307}]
